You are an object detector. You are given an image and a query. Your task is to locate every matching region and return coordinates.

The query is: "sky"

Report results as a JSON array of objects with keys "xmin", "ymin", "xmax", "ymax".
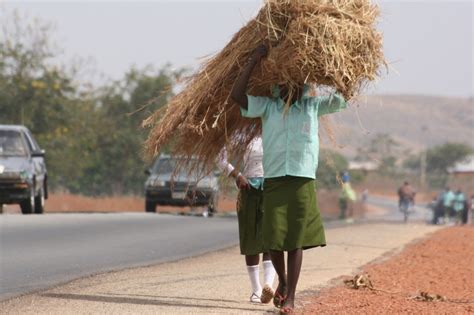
[{"xmin": 2, "ymin": 1, "xmax": 473, "ymax": 97}]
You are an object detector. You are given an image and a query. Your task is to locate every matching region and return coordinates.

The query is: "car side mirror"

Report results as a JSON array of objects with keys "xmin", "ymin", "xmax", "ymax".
[
  {"xmin": 144, "ymin": 169, "xmax": 151, "ymax": 175},
  {"xmin": 32, "ymin": 149, "xmax": 45, "ymax": 157}
]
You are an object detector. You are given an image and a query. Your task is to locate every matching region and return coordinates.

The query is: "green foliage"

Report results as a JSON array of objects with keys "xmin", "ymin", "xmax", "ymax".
[
  {"xmin": 379, "ymin": 155, "xmax": 398, "ymax": 175},
  {"xmin": 348, "ymin": 170, "xmax": 366, "ymax": 185},
  {"xmin": 81, "ymin": 67, "xmax": 175, "ymax": 195},
  {"xmin": 403, "ymin": 143, "xmax": 473, "ymax": 173},
  {"xmin": 426, "ymin": 143, "xmax": 473, "ymax": 174},
  {"xmin": 402, "ymin": 154, "xmax": 420, "ymax": 170},
  {"xmin": 0, "ymin": 11, "xmax": 177, "ymax": 195},
  {"xmin": 402, "ymin": 142, "xmax": 473, "ymax": 189},
  {"xmin": 317, "ymin": 150, "xmax": 349, "ymax": 189}
]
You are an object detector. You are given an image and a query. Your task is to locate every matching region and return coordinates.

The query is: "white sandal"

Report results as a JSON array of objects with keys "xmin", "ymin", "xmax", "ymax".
[{"xmin": 249, "ymin": 292, "xmax": 261, "ymax": 303}]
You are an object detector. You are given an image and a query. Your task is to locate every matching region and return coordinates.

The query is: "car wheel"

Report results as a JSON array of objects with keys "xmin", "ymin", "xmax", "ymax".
[
  {"xmin": 44, "ymin": 177, "xmax": 49, "ymax": 199},
  {"xmin": 145, "ymin": 200, "xmax": 156, "ymax": 213},
  {"xmin": 34, "ymin": 186, "xmax": 45, "ymax": 214},
  {"xmin": 20, "ymin": 189, "xmax": 35, "ymax": 215},
  {"xmin": 208, "ymin": 192, "xmax": 219, "ymax": 217}
]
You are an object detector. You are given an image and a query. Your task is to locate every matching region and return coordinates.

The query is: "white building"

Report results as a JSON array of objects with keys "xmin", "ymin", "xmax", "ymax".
[{"xmin": 448, "ymin": 155, "xmax": 474, "ymax": 176}]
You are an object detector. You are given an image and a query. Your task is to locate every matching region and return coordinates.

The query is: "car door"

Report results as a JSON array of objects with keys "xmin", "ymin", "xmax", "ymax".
[{"xmin": 22, "ymin": 130, "xmax": 46, "ymax": 194}]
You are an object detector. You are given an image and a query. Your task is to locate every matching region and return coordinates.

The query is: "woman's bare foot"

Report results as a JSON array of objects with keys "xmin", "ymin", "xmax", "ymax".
[
  {"xmin": 273, "ymin": 281, "xmax": 288, "ymax": 308},
  {"xmin": 280, "ymin": 298, "xmax": 294, "ymax": 314}
]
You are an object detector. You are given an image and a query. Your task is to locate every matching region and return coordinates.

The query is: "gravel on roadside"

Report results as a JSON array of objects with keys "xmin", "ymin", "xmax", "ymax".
[{"xmin": 299, "ymin": 226, "xmax": 474, "ymax": 314}]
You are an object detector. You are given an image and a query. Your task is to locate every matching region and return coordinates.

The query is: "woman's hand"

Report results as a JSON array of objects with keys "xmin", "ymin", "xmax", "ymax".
[
  {"xmin": 236, "ymin": 174, "xmax": 251, "ymax": 190},
  {"xmin": 249, "ymin": 44, "xmax": 268, "ymax": 62}
]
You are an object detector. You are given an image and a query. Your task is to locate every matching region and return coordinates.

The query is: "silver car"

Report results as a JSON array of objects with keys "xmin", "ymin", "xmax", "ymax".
[
  {"xmin": 144, "ymin": 155, "xmax": 219, "ymax": 215},
  {"xmin": 0, "ymin": 125, "xmax": 48, "ymax": 214}
]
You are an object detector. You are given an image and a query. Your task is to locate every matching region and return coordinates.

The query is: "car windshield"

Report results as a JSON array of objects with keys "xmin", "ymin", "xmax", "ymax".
[
  {"xmin": 0, "ymin": 130, "xmax": 28, "ymax": 157},
  {"xmin": 152, "ymin": 158, "xmax": 198, "ymax": 175}
]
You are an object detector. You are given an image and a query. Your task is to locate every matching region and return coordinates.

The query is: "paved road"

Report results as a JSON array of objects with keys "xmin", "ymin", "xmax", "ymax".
[
  {"xmin": 0, "ymin": 223, "xmax": 441, "ymax": 315},
  {"xmin": 365, "ymin": 196, "xmax": 433, "ymax": 223},
  {"xmin": 0, "ymin": 197, "xmax": 434, "ymax": 302},
  {"xmin": 0, "ymin": 213, "xmax": 238, "ymax": 301}
]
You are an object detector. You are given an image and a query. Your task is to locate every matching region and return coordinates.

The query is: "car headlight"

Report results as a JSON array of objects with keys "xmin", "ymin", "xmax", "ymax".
[
  {"xmin": 153, "ymin": 180, "xmax": 165, "ymax": 187},
  {"xmin": 20, "ymin": 170, "xmax": 29, "ymax": 181},
  {"xmin": 196, "ymin": 179, "xmax": 212, "ymax": 189}
]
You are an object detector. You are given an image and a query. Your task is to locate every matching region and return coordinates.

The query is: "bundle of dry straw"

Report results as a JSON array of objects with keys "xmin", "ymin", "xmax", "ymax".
[{"xmin": 143, "ymin": 0, "xmax": 385, "ymax": 176}]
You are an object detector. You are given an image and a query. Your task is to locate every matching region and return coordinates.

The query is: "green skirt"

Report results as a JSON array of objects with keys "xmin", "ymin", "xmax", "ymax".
[
  {"xmin": 237, "ymin": 187, "xmax": 265, "ymax": 255},
  {"xmin": 263, "ymin": 176, "xmax": 326, "ymax": 251}
]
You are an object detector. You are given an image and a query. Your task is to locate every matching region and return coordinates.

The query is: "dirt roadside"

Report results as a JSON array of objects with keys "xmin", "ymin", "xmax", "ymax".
[
  {"xmin": 0, "ymin": 223, "xmax": 439, "ymax": 315},
  {"xmin": 300, "ymin": 226, "xmax": 474, "ymax": 315},
  {"xmin": 1, "ymin": 191, "xmax": 369, "ymax": 220}
]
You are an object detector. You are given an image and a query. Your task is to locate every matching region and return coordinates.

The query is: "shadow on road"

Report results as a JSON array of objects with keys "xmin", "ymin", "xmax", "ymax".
[{"xmin": 40, "ymin": 293, "xmax": 264, "ymax": 313}]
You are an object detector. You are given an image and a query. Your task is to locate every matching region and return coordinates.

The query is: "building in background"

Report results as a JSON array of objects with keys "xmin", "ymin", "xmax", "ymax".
[{"xmin": 448, "ymin": 155, "xmax": 474, "ymax": 177}]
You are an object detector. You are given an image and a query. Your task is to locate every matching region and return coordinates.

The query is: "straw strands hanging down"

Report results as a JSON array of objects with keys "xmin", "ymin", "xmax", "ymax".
[{"xmin": 143, "ymin": 0, "xmax": 386, "ymax": 177}]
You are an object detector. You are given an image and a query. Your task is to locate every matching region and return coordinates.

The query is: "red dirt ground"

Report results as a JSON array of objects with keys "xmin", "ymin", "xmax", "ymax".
[{"xmin": 300, "ymin": 226, "xmax": 474, "ymax": 314}]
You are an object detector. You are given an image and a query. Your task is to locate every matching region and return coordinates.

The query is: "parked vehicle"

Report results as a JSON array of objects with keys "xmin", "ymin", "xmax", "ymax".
[
  {"xmin": 0, "ymin": 125, "xmax": 48, "ymax": 214},
  {"xmin": 144, "ymin": 155, "xmax": 219, "ymax": 215}
]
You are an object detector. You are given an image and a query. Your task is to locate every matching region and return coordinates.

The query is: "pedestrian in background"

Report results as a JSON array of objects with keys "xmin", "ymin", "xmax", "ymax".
[
  {"xmin": 470, "ymin": 195, "xmax": 474, "ymax": 225},
  {"xmin": 397, "ymin": 182, "xmax": 415, "ymax": 210},
  {"xmin": 461, "ymin": 194, "xmax": 471, "ymax": 225},
  {"xmin": 339, "ymin": 173, "xmax": 357, "ymax": 222},
  {"xmin": 442, "ymin": 187, "xmax": 455, "ymax": 224},
  {"xmin": 431, "ymin": 192, "xmax": 444, "ymax": 225},
  {"xmin": 453, "ymin": 189, "xmax": 465, "ymax": 225}
]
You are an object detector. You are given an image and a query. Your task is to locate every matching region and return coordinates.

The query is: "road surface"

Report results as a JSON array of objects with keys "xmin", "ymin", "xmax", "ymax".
[
  {"xmin": 366, "ymin": 195, "xmax": 432, "ymax": 223},
  {"xmin": 0, "ymin": 197, "xmax": 433, "ymax": 301},
  {"xmin": 0, "ymin": 213, "xmax": 238, "ymax": 300},
  {"xmin": 0, "ymin": 222, "xmax": 440, "ymax": 314}
]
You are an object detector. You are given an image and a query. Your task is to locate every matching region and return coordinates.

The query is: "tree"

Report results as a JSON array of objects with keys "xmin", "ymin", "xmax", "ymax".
[
  {"xmin": 81, "ymin": 66, "xmax": 175, "ymax": 195},
  {"xmin": 426, "ymin": 143, "xmax": 473, "ymax": 174},
  {"xmin": 0, "ymin": 10, "xmax": 178, "ymax": 195},
  {"xmin": 403, "ymin": 143, "xmax": 473, "ymax": 174},
  {"xmin": 403, "ymin": 142, "xmax": 473, "ymax": 188},
  {"xmin": 0, "ymin": 10, "xmax": 94, "ymax": 192},
  {"xmin": 317, "ymin": 150, "xmax": 349, "ymax": 189}
]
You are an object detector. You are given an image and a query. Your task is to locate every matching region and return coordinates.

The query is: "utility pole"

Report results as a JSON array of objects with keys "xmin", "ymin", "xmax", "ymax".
[
  {"xmin": 420, "ymin": 149, "xmax": 426, "ymax": 190},
  {"xmin": 420, "ymin": 126, "xmax": 428, "ymax": 191}
]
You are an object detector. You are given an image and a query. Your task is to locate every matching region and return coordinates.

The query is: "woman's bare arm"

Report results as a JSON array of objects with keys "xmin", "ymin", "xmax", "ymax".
[{"xmin": 230, "ymin": 44, "xmax": 268, "ymax": 110}]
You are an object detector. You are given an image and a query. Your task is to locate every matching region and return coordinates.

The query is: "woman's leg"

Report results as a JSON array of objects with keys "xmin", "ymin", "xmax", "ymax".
[
  {"xmin": 245, "ymin": 254, "xmax": 260, "ymax": 266},
  {"xmin": 283, "ymin": 248, "xmax": 303, "ymax": 310},
  {"xmin": 269, "ymin": 250, "xmax": 287, "ymax": 298},
  {"xmin": 245, "ymin": 254, "xmax": 262, "ymax": 299},
  {"xmin": 262, "ymin": 252, "xmax": 271, "ymax": 261},
  {"xmin": 262, "ymin": 252, "xmax": 276, "ymax": 288},
  {"xmin": 260, "ymin": 252, "xmax": 277, "ymax": 303}
]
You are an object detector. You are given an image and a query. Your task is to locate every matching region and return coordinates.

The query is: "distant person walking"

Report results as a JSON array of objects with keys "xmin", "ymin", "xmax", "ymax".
[
  {"xmin": 453, "ymin": 189, "xmax": 465, "ymax": 225},
  {"xmin": 431, "ymin": 191, "xmax": 445, "ymax": 225},
  {"xmin": 461, "ymin": 196, "xmax": 470, "ymax": 224},
  {"xmin": 442, "ymin": 187, "xmax": 455, "ymax": 223},
  {"xmin": 218, "ymin": 136, "xmax": 276, "ymax": 304},
  {"xmin": 470, "ymin": 195, "xmax": 474, "ymax": 225},
  {"xmin": 339, "ymin": 172, "xmax": 357, "ymax": 222},
  {"xmin": 398, "ymin": 182, "xmax": 416, "ymax": 222}
]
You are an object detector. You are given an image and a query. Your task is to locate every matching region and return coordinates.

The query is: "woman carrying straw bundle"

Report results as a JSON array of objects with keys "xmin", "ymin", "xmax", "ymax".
[
  {"xmin": 231, "ymin": 44, "xmax": 347, "ymax": 314},
  {"xmin": 217, "ymin": 136, "xmax": 276, "ymax": 304}
]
